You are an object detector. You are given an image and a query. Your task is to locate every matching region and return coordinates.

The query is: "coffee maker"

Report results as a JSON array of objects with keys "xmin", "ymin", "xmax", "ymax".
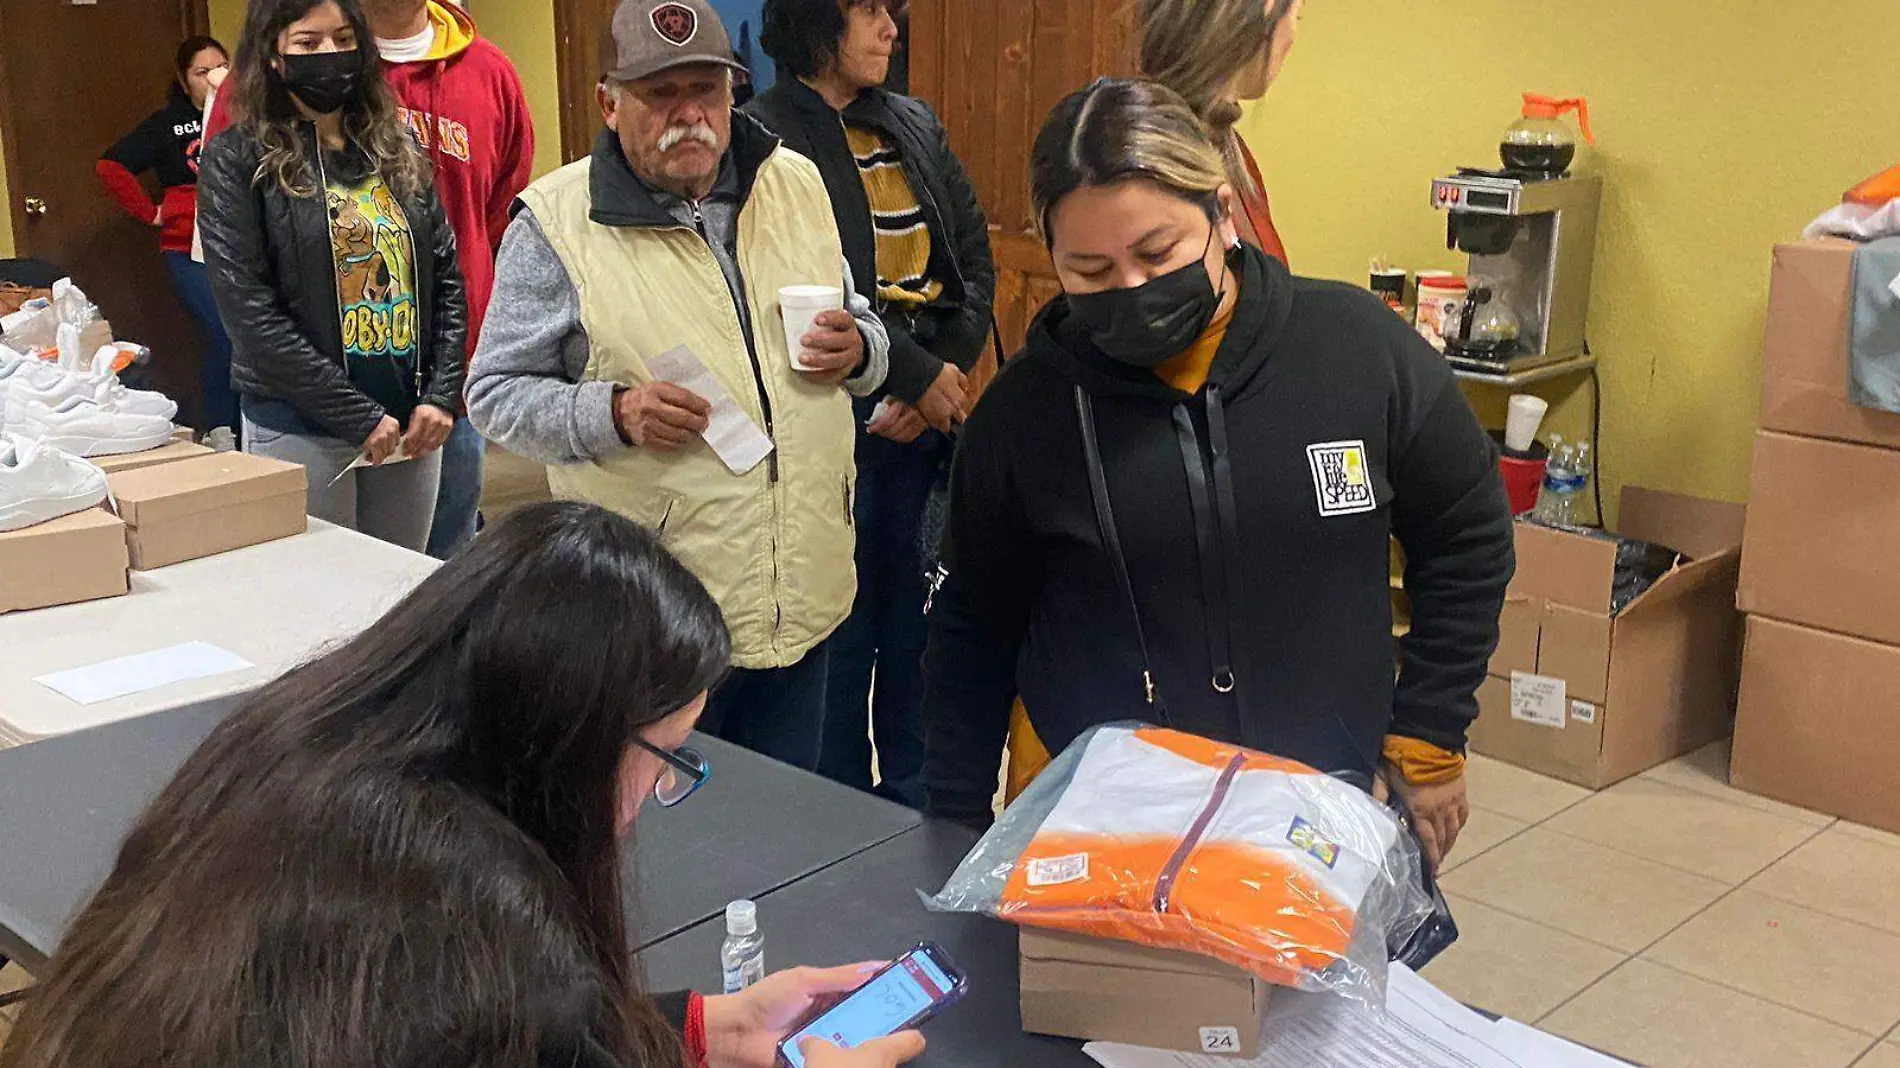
[{"xmin": 1429, "ymin": 170, "xmax": 1602, "ymax": 374}]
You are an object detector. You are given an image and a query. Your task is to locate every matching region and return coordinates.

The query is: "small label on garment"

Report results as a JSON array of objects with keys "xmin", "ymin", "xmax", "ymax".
[
  {"xmin": 1287, "ymin": 816, "xmax": 1341, "ymax": 869},
  {"xmin": 1510, "ymin": 672, "xmax": 1568, "ymax": 728},
  {"xmin": 1026, "ymin": 853, "xmax": 1089, "ymax": 887},
  {"xmin": 1199, "ymin": 1027, "xmax": 1243, "ymax": 1054},
  {"xmin": 1305, "ymin": 440, "xmax": 1379, "ymax": 517},
  {"xmin": 1570, "ymin": 700, "xmax": 1599, "ymax": 725}
]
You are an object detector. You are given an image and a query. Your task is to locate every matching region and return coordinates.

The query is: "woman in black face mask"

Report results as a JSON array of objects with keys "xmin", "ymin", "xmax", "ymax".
[
  {"xmin": 196, "ymin": 0, "xmax": 466, "ymax": 553},
  {"xmin": 920, "ymin": 78, "xmax": 1515, "ymax": 874}
]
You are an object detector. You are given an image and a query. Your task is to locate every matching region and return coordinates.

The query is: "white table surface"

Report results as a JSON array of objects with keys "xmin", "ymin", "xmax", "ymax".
[{"xmin": 0, "ymin": 520, "xmax": 438, "ymax": 746}]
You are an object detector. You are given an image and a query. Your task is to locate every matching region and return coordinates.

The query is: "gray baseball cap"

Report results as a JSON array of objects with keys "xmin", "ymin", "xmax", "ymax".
[{"xmin": 605, "ymin": 0, "xmax": 746, "ymax": 83}]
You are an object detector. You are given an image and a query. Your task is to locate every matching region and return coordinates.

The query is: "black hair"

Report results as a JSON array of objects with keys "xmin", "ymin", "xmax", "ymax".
[
  {"xmin": 759, "ymin": 0, "xmax": 906, "ymax": 82},
  {"xmin": 1, "ymin": 502, "xmax": 728, "ymax": 1068},
  {"xmin": 170, "ymin": 35, "xmax": 228, "ymax": 103}
]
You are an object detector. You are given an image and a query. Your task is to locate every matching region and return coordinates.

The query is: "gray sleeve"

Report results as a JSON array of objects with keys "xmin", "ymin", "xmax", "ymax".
[
  {"xmin": 466, "ymin": 209, "xmax": 629, "ymax": 466},
  {"xmin": 841, "ymin": 255, "xmax": 890, "ymax": 398}
]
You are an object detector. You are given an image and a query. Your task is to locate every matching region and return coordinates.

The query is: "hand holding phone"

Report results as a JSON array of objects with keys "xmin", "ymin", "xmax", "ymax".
[
  {"xmin": 795, "ymin": 1032, "xmax": 927, "ymax": 1068},
  {"xmin": 776, "ymin": 943, "xmax": 966, "ymax": 1067}
]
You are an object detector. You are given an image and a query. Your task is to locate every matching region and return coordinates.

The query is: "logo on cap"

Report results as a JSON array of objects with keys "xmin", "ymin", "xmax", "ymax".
[{"xmin": 650, "ymin": 2, "xmax": 698, "ymax": 46}]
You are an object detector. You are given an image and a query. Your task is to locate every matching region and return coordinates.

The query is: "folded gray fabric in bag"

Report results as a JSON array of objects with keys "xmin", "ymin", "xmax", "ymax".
[{"xmin": 1849, "ymin": 236, "xmax": 1900, "ymax": 413}]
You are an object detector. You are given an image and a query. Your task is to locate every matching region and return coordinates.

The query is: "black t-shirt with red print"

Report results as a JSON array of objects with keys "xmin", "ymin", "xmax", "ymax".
[{"xmin": 99, "ymin": 92, "xmax": 207, "ymax": 254}]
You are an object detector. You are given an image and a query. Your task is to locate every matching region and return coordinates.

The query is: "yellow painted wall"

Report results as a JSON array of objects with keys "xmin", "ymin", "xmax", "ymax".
[
  {"xmin": 1240, "ymin": 2, "xmax": 1900, "ymax": 512},
  {"xmin": 205, "ymin": 0, "xmax": 564, "ymax": 181},
  {"xmin": 0, "ymin": 120, "xmax": 15, "ymax": 258}
]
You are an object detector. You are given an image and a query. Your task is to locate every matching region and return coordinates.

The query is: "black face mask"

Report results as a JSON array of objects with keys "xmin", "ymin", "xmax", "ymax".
[
  {"xmin": 277, "ymin": 50, "xmax": 364, "ymax": 115},
  {"xmin": 1065, "ymin": 226, "xmax": 1227, "ymax": 369}
]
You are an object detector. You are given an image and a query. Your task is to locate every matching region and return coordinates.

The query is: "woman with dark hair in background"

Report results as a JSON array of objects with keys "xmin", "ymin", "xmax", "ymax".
[
  {"xmin": 97, "ymin": 36, "xmax": 237, "ymax": 447},
  {"xmin": 1139, "ymin": 0, "xmax": 1303, "ymax": 264},
  {"xmin": 923, "ymin": 80, "xmax": 1512, "ymax": 869},
  {"xmin": 197, "ymin": 0, "xmax": 465, "ymax": 551},
  {"xmin": 0, "ymin": 502, "xmax": 923, "ymax": 1068}
]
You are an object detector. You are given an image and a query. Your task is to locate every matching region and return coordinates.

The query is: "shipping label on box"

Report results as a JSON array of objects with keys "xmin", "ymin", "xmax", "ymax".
[{"xmin": 1510, "ymin": 672, "xmax": 1568, "ymax": 728}]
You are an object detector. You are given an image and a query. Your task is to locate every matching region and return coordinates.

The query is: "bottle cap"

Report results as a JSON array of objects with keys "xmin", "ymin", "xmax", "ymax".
[{"xmin": 726, "ymin": 900, "xmax": 758, "ymax": 936}]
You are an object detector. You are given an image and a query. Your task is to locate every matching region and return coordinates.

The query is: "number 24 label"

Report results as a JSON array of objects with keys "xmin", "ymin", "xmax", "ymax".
[{"xmin": 1200, "ymin": 1027, "xmax": 1242, "ymax": 1054}]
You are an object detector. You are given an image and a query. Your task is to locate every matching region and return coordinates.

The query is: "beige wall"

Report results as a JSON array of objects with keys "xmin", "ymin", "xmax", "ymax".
[
  {"xmin": 0, "ymin": 120, "xmax": 15, "ymax": 258},
  {"xmin": 1239, "ymin": 1, "xmax": 1900, "ymax": 512}
]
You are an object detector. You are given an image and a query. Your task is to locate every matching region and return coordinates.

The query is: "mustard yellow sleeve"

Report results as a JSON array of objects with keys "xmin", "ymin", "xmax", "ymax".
[{"xmin": 1383, "ymin": 735, "xmax": 1467, "ymax": 786}]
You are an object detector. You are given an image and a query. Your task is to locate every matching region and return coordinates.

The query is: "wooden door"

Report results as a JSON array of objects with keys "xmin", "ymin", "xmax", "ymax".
[
  {"xmin": 553, "ymin": 0, "xmax": 616, "ymax": 165},
  {"xmin": 0, "ymin": 0, "xmax": 210, "ymax": 422},
  {"xmin": 907, "ymin": 0, "xmax": 1136, "ymax": 384}
]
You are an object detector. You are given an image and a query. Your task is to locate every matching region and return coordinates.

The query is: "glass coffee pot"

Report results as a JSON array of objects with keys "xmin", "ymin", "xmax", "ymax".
[
  {"xmin": 1447, "ymin": 285, "xmax": 1521, "ymax": 361},
  {"xmin": 1502, "ymin": 94, "xmax": 1594, "ymax": 177}
]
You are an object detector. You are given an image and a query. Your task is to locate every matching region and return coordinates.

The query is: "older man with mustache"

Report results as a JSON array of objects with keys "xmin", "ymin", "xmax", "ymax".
[{"xmin": 468, "ymin": 0, "xmax": 889, "ymax": 771}]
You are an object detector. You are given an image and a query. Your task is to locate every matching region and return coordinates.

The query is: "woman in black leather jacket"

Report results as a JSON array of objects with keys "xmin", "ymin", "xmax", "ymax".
[{"xmin": 198, "ymin": 0, "xmax": 465, "ymax": 551}]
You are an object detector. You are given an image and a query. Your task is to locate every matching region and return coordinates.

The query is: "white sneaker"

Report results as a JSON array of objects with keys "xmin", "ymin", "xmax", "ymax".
[
  {"xmin": 6, "ymin": 395, "xmax": 175, "ymax": 457},
  {"xmin": 6, "ymin": 347, "xmax": 178, "ymax": 422},
  {"xmin": 0, "ymin": 356, "xmax": 67, "ymax": 431},
  {"xmin": 0, "ymin": 434, "xmax": 108, "ymax": 533}
]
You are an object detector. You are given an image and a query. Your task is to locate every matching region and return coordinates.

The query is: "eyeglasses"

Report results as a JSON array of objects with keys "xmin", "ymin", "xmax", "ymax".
[{"xmin": 636, "ymin": 740, "xmax": 710, "ymax": 807}]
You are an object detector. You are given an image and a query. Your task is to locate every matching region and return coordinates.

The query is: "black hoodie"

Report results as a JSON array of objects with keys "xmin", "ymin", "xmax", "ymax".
[{"xmin": 920, "ymin": 244, "xmax": 1515, "ymax": 825}]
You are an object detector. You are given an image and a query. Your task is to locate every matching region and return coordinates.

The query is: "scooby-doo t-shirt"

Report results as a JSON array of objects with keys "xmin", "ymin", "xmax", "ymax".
[{"xmin": 324, "ymin": 156, "xmax": 419, "ymax": 422}]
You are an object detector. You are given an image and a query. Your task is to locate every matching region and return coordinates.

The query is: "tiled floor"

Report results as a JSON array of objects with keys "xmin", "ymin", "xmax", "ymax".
[{"xmin": 1428, "ymin": 741, "xmax": 1900, "ymax": 1068}]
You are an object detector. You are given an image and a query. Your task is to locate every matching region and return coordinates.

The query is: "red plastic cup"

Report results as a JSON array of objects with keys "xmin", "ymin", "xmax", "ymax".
[{"xmin": 1499, "ymin": 454, "xmax": 1547, "ymax": 515}]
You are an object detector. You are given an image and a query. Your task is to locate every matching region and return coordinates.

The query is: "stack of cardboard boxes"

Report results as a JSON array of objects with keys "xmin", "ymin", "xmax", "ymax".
[
  {"xmin": 0, "ymin": 434, "xmax": 308, "ymax": 616},
  {"xmin": 1733, "ymin": 239, "xmax": 1900, "ymax": 833}
]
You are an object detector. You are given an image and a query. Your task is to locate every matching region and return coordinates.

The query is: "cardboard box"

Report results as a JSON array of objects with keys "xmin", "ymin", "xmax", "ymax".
[
  {"xmin": 169, "ymin": 426, "xmax": 195, "ymax": 444},
  {"xmin": 1732, "ymin": 616, "xmax": 1900, "ymax": 833},
  {"xmin": 90, "ymin": 440, "xmax": 214, "ymax": 475},
  {"xmin": 107, "ymin": 453, "xmax": 307, "ymax": 571},
  {"xmin": 1019, "ymin": 928, "xmax": 1270, "ymax": 1057},
  {"xmin": 1738, "ymin": 431, "xmax": 1900, "ymax": 646},
  {"xmin": 1760, "ymin": 240, "xmax": 1900, "ymax": 451},
  {"xmin": 1468, "ymin": 489, "xmax": 1746, "ymax": 789},
  {"xmin": 0, "ymin": 508, "xmax": 129, "ymax": 614}
]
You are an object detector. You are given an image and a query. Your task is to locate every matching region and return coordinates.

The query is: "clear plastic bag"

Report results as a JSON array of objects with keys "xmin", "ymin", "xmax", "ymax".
[{"xmin": 924, "ymin": 724, "xmax": 1435, "ymax": 1010}]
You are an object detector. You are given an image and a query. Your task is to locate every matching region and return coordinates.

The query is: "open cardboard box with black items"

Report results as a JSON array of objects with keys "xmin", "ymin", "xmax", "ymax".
[
  {"xmin": 106, "ymin": 452, "xmax": 308, "ymax": 571},
  {"xmin": 1019, "ymin": 928, "xmax": 1271, "ymax": 1057},
  {"xmin": 1470, "ymin": 487, "xmax": 1746, "ymax": 789},
  {"xmin": 0, "ymin": 508, "xmax": 129, "ymax": 614}
]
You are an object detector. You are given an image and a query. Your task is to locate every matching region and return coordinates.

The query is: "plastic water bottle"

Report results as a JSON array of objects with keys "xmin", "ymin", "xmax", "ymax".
[
  {"xmin": 721, "ymin": 900, "xmax": 766, "ymax": 993},
  {"xmin": 1535, "ymin": 437, "xmax": 1592, "ymax": 526}
]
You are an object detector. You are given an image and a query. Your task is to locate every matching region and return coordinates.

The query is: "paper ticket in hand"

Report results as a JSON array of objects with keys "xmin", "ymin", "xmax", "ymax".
[
  {"xmin": 644, "ymin": 345, "xmax": 775, "ymax": 475},
  {"xmin": 328, "ymin": 442, "xmax": 410, "ymax": 488}
]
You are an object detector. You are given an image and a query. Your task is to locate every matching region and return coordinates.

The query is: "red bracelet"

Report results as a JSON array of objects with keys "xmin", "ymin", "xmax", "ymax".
[{"xmin": 685, "ymin": 992, "xmax": 709, "ymax": 1067}]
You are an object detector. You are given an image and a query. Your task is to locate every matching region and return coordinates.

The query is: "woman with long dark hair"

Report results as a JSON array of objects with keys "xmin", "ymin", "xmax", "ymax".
[
  {"xmin": 198, "ymin": 0, "xmax": 465, "ymax": 551},
  {"xmin": 0, "ymin": 502, "xmax": 923, "ymax": 1068},
  {"xmin": 97, "ymin": 36, "xmax": 236, "ymax": 446}
]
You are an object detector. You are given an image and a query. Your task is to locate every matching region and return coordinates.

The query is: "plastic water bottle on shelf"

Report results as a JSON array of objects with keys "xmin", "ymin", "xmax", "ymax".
[
  {"xmin": 721, "ymin": 900, "xmax": 766, "ymax": 993},
  {"xmin": 1534, "ymin": 436, "xmax": 1591, "ymax": 526}
]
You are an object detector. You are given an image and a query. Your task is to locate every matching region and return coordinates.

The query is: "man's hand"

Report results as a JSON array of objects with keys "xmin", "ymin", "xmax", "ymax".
[
  {"xmin": 362, "ymin": 415, "xmax": 402, "ymax": 465},
  {"xmin": 867, "ymin": 400, "xmax": 929, "ymax": 444},
  {"xmin": 703, "ymin": 964, "xmax": 888, "ymax": 1068},
  {"xmin": 402, "ymin": 404, "xmax": 454, "ymax": 458},
  {"xmin": 913, "ymin": 362, "xmax": 969, "ymax": 433},
  {"xmin": 614, "ymin": 382, "xmax": 711, "ymax": 451},
  {"xmin": 1377, "ymin": 765, "xmax": 1469, "ymax": 871},
  {"xmin": 801, "ymin": 1033, "xmax": 926, "ymax": 1068},
  {"xmin": 796, "ymin": 309, "xmax": 866, "ymax": 387}
]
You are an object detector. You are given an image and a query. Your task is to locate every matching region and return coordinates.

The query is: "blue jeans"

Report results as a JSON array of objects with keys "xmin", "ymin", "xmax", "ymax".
[
  {"xmin": 163, "ymin": 252, "xmax": 236, "ymax": 435},
  {"xmin": 426, "ymin": 416, "xmax": 484, "ymax": 559},
  {"xmin": 819, "ymin": 425, "xmax": 944, "ymax": 809},
  {"xmin": 701, "ymin": 643, "xmax": 830, "ymax": 771}
]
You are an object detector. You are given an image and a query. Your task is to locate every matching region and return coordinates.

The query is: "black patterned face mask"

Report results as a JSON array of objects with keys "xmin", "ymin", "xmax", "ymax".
[{"xmin": 1065, "ymin": 225, "xmax": 1225, "ymax": 369}]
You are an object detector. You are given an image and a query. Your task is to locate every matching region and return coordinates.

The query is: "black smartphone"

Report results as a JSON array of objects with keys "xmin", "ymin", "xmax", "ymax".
[{"xmin": 775, "ymin": 942, "xmax": 968, "ymax": 1067}]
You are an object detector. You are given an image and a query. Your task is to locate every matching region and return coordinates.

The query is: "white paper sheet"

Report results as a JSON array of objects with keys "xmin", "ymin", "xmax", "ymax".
[
  {"xmin": 1083, "ymin": 967, "xmax": 1627, "ymax": 1068},
  {"xmin": 33, "ymin": 642, "xmax": 254, "ymax": 705},
  {"xmin": 328, "ymin": 443, "xmax": 411, "ymax": 488},
  {"xmin": 645, "ymin": 344, "xmax": 775, "ymax": 475}
]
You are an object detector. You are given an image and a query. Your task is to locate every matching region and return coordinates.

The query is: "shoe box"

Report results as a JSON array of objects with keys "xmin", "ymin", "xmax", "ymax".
[
  {"xmin": 107, "ymin": 452, "xmax": 307, "ymax": 570},
  {"xmin": 1019, "ymin": 928, "xmax": 1270, "ymax": 1057},
  {"xmin": 90, "ymin": 439, "xmax": 214, "ymax": 475},
  {"xmin": 1468, "ymin": 488, "xmax": 1747, "ymax": 789},
  {"xmin": 1758, "ymin": 240, "xmax": 1900, "ymax": 451},
  {"xmin": 0, "ymin": 507, "xmax": 128, "ymax": 614}
]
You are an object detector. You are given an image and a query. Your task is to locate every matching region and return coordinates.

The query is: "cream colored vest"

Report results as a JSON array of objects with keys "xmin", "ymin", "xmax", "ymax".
[{"xmin": 519, "ymin": 150, "xmax": 856, "ymax": 670}]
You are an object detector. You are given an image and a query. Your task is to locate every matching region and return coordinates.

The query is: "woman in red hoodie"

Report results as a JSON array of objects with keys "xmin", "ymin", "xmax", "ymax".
[{"xmin": 98, "ymin": 36, "xmax": 238, "ymax": 447}]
